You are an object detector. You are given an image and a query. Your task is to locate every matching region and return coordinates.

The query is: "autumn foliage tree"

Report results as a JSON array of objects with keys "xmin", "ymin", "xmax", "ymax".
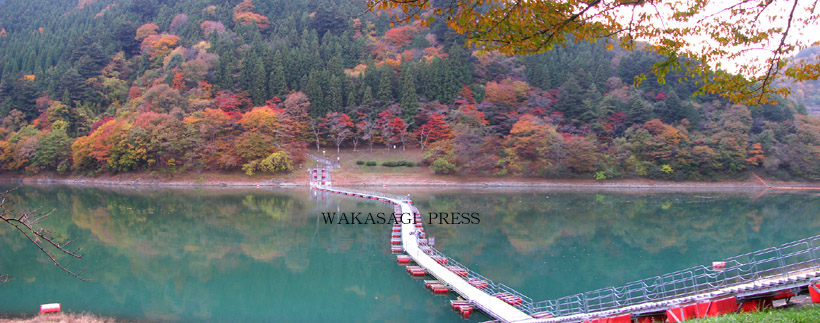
[
  {"xmin": 499, "ymin": 114, "xmax": 566, "ymax": 175},
  {"xmin": 376, "ymin": 109, "xmax": 407, "ymax": 150},
  {"xmin": 134, "ymin": 23, "xmax": 158, "ymax": 41},
  {"xmin": 32, "ymin": 123, "xmax": 73, "ymax": 173},
  {"xmin": 746, "ymin": 143, "xmax": 765, "ymax": 166},
  {"xmin": 323, "ymin": 112, "xmax": 353, "ymax": 153},
  {"xmin": 71, "ymin": 119, "xmax": 138, "ymax": 172},
  {"xmin": 200, "ymin": 21, "xmax": 226, "ymax": 36},
  {"xmin": 134, "ymin": 112, "xmax": 193, "ymax": 169},
  {"xmin": 393, "ymin": 116, "xmax": 410, "ymax": 150},
  {"xmin": 370, "ymin": 0, "xmax": 820, "ymax": 104},
  {"xmin": 171, "ymin": 69, "xmax": 185, "ymax": 90},
  {"xmin": 416, "ymin": 113, "xmax": 451, "ymax": 151},
  {"xmin": 383, "ymin": 25, "xmax": 419, "ymax": 47},
  {"xmin": 356, "ymin": 111, "xmax": 378, "ymax": 152},
  {"xmin": 184, "ymin": 108, "xmax": 236, "ymax": 169},
  {"xmin": 215, "ymin": 90, "xmax": 252, "ymax": 119},
  {"xmin": 484, "ymin": 80, "xmax": 528, "ymax": 108},
  {"xmin": 233, "ymin": 0, "xmax": 270, "ymax": 30},
  {"xmin": 237, "ymin": 105, "xmax": 303, "ymax": 175},
  {"xmin": 140, "ymin": 34, "xmax": 180, "ymax": 61},
  {"xmin": 3, "ymin": 0, "xmax": 820, "ymax": 183}
]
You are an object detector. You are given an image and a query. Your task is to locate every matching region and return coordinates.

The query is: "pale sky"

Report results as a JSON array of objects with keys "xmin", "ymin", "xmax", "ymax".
[{"xmin": 614, "ymin": 0, "xmax": 820, "ymax": 77}]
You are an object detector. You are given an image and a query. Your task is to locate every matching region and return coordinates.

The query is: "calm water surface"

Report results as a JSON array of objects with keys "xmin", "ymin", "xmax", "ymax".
[{"xmin": 1, "ymin": 185, "xmax": 818, "ymax": 322}]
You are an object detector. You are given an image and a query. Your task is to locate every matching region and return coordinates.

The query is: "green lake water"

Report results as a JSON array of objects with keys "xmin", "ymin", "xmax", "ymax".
[{"xmin": 1, "ymin": 185, "xmax": 819, "ymax": 322}]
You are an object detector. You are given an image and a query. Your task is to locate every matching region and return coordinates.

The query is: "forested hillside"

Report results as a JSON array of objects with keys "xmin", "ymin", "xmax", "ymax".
[
  {"xmin": 1, "ymin": 0, "xmax": 819, "ymax": 180},
  {"xmin": 786, "ymin": 46, "xmax": 820, "ymax": 116}
]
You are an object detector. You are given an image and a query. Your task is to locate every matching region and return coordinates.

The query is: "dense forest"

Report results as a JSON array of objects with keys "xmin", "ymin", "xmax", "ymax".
[
  {"xmin": 0, "ymin": 0, "xmax": 819, "ymax": 180},
  {"xmin": 785, "ymin": 46, "xmax": 820, "ymax": 115}
]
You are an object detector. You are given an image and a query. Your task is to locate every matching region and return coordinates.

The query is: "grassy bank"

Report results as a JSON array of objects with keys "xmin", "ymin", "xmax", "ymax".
[
  {"xmin": 695, "ymin": 305, "xmax": 820, "ymax": 322},
  {"xmin": 4, "ymin": 306, "xmax": 818, "ymax": 322},
  {"xmin": 0, "ymin": 312, "xmax": 117, "ymax": 323},
  {"xmin": 3, "ymin": 147, "xmax": 820, "ymax": 189},
  {"xmin": 329, "ymin": 148, "xmax": 424, "ymax": 175}
]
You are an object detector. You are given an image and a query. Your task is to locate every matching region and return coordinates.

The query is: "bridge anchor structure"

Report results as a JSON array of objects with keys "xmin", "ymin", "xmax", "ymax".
[{"xmin": 307, "ymin": 161, "xmax": 820, "ymax": 322}]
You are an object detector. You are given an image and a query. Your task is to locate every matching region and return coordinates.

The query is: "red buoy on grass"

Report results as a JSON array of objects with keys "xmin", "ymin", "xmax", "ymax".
[{"xmin": 40, "ymin": 303, "xmax": 60, "ymax": 314}]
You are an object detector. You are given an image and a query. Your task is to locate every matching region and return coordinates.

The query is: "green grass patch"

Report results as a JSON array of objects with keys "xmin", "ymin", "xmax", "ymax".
[
  {"xmin": 332, "ymin": 148, "xmax": 424, "ymax": 174},
  {"xmin": 365, "ymin": 161, "xmax": 377, "ymax": 166},
  {"xmin": 695, "ymin": 305, "xmax": 820, "ymax": 322}
]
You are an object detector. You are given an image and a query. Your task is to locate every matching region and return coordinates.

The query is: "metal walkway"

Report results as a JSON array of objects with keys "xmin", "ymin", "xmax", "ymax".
[
  {"xmin": 530, "ymin": 235, "xmax": 820, "ymax": 322},
  {"xmin": 306, "ymin": 157, "xmax": 820, "ymax": 322},
  {"xmin": 311, "ymin": 183, "xmax": 534, "ymax": 322}
]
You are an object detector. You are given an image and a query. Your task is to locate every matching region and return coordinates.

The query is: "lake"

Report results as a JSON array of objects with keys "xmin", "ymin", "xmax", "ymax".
[{"xmin": 1, "ymin": 185, "xmax": 818, "ymax": 322}]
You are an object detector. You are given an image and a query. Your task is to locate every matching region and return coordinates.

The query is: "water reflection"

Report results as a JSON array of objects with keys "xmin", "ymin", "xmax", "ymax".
[
  {"xmin": 0, "ymin": 185, "xmax": 818, "ymax": 322},
  {"xmin": 417, "ymin": 190, "xmax": 820, "ymax": 300},
  {"xmin": 2, "ymin": 186, "xmax": 460, "ymax": 322}
]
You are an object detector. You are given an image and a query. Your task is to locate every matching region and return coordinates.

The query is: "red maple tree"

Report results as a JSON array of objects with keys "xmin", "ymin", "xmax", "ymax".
[
  {"xmin": 376, "ymin": 110, "xmax": 407, "ymax": 150},
  {"xmin": 323, "ymin": 112, "xmax": 354, "ymax": 153},
  {"xmin": 416, "ymin": 113, "xmax": 452, "ymax": 151}
]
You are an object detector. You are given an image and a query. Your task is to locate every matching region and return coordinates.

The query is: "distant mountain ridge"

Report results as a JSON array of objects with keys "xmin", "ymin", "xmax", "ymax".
[{"xmin": 786, "ymin": 46, "xmax": 820, "ymax": 116}]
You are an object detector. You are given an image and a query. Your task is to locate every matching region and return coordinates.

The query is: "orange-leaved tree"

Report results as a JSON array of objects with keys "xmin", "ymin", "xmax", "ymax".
[
  {"xmin": 368, "ymin": 0, "xmax": 820, "ymax": 105},
  {"xmin": 416, "ymin": 113, "xmax": 451, "ymax": 151}
]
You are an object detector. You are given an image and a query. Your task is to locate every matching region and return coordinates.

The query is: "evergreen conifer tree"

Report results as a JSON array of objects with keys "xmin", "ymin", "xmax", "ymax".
[
  {"xmin": 249, "ymin": 57, "xmax": 267, "ymax": 105},
  {"xmin": 377, "ymin": 68, "xmax": 393, "ymax": 106},
  {"xmin": 328, "ymin": 74, "xmax": 343, "ymax": 112},
  {"xmin": 305, "ymin": 71, "xmax": 325, "ymax": 116},
  {"xmin": 555, "ymin": 76, "xmax": 584, "ymax": 118},
  {"xmin": 400, "ymin": 70, "xmax": 419, "ymax": 122},
  {"xmin": 362, "ymin": 85, "xmax": 374, "ymax": 108},
  {"xmin": 268, "ymin": 52, "xmax": 287, "ymax": 98}
]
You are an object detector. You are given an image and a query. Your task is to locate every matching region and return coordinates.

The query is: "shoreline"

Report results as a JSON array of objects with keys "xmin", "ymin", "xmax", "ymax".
[{"xmin": 2, "ymin": 172, "xmax": 818, "ymax": 192}]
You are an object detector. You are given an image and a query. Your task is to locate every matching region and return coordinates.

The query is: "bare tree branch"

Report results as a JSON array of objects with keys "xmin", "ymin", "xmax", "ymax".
[
  {"xmin": 754, "ymin": 0, "xmax": 799, "ymax": 104},
  {"xmin": 0, "ymin": 188, "xmax": 87, "ymax": 283}
]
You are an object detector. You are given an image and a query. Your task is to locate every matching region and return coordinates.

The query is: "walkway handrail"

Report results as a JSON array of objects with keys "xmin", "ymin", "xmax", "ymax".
[
  {"xmin": 530, "ymin": 235, "xmax": 820, "ymax": 318},
  {"xmin": 313, "ymin": 182, "xmax": 536, "ymax": 322},
  {"xmin": 417, "ymin": 243, "xmax": 538, "ymax": 314},
  {"xmin": 312, "ymin": 175, "xmax": 820, "ymax": 322},
  {"xmin": 317, "ymin": 186, "xmax": 410, "ymax": 204},
  {"xmin": 307, "ymin": 154, "xmax": 341, "ymax": 169}
]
